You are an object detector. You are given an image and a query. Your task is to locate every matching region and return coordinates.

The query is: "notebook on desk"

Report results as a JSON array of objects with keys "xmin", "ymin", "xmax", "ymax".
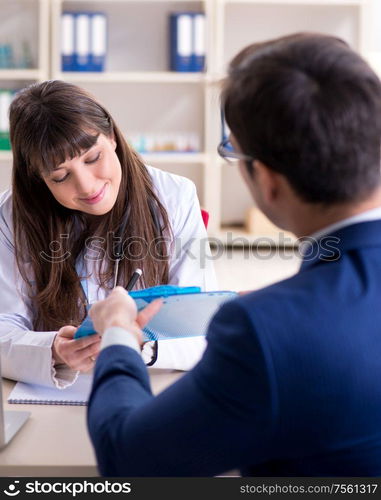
[{"xmin": 7, "ymin": 374, "xmax": 93, "ymax": 406}]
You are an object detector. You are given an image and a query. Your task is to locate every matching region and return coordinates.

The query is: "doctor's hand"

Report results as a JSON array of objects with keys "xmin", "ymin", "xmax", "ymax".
[
  {"xmin": 52, "ymin": 326, "xmax": 101, "ymax": 373},
  {"xmin": 89, "ymin": 287, "xmax": 162, "ymax": 346}
]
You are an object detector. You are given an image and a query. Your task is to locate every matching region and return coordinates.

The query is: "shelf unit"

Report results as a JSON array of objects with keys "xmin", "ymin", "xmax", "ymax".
[
  {"xmin": 51, "ymin": 71, "xmax": 208, "ymax": 83},
  {"xmin": 0, "ymin": 0, "xmax": 379, "ymax": 245},
  {"xmin": 0, "ymin": 0, "xmax": 50, "ymax": 78},
  {"xmin": 211, "ymin": 0, "xmax": 372, "ymax": 243},
  {"xmin": 0, "ymin": 0, "xmax": 49, "ymax": 192}
]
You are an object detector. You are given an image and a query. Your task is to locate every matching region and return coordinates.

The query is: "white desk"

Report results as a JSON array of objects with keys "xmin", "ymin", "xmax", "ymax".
[{"xmin": 0, "ymin": 369, "xmax": 183, "ymax": 476}]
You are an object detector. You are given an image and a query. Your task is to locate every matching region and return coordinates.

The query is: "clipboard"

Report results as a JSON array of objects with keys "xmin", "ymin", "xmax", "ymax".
[{"xmin": 74, "ymin": 285, "xmax": 237, "ymax": 341}]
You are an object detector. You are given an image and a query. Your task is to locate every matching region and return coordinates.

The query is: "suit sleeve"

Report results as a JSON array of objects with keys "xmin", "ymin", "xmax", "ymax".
[{"xmin": 87, "ymin": 300, "xmax": 278, "ymax": 476}]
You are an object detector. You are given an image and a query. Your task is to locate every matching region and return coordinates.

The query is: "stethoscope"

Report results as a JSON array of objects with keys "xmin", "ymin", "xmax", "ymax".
[
  {"xmin": 112, "ymin": 198, "xmax": 161, "ymax": 288},
  {"xmin": 77, "ymin": 199, "xmax": 161, "ymax": 364},
  {"xmin": 78, "ymin": 198, "xmax": 161, "ymax": 302},
  {"xmin": 112, "ymin": 198, "xmax": 161, "ymax": 365},
  {"xmin": 112, "ymin": 204, "xmax": 130, "ymax": 289}
]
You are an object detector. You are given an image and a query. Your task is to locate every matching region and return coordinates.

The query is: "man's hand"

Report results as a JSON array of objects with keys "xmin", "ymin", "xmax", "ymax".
[
  {"xmin": 89, "ymin": 287, "xmax": 162, "ymax": 346},
  {"xmin": 52, "ymin": 326, "xmax": 101, "ymax": 372}
]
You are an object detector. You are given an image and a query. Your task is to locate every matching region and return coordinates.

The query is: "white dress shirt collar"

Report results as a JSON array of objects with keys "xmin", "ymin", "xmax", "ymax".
[{"xmin": 309, "ymin": 205, "xmax": 381, "ymax": 241}]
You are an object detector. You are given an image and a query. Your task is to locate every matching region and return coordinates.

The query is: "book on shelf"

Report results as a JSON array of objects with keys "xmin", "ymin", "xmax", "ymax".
[
  {"xmin": 129, "ymin": 132, "xmax": 200, "ymax": 154},
  {"xmin": 61, "ymin": 11, "xmax": 107, "ymax": 72},
  {"xmin": 0, "ymin": 44, "xmax": 14, "ymax": 69},
  {"xmin": 169, "ymin": 12, "xmax": 206, "ymax": 72},
  {"xmin": 75, "ymin": 13, "xmax": 91, "ymax": 71},
  {"xmin": 0, "ymin": 90, "xmax": 13, "ymax": 151},
  {"xmin": 61, "ymin": 13, "xmax": 75, "ymax": 71},
  {"xmin": 192, "ymin": 13, "xmax": 206, "ymax": 72},
  {"xmin": 0, "ymin": 42, "xmax": 34, "ymax": 69},
  {"xmin": 90, "ymin": 13, "xmax": 107, "ymax": 72}
]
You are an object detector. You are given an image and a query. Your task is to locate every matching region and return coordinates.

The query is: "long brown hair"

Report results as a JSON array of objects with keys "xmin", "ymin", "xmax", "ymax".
[{"xmin": 10, "ymin": 80, "xmax": 171, "ymax": 331}]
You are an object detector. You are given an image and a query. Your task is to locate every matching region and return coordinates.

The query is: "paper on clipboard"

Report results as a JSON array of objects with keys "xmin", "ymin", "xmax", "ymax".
[{"xmin": 132, "ymin": 290, "xmax": 238, "ymax": 341}]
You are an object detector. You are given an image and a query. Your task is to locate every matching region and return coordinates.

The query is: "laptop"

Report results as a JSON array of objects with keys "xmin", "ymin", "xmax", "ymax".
[{"xmin": 0, "ymin": 368, "xmax": 30, "ymax": 449}]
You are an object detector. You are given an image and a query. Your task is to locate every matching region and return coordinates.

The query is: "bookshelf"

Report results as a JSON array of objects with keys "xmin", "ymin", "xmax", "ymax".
[
  {"xmin": 53, "ymin": 71, "xmax": 207, "ymax": 83},
  {"xmin": 213, "ymin": 0, "xmax": 372, "ymax": 244},
  {"xmin": 0, "ymin": 0, "xmax": 379, "ymax": 245},
  {"xmin": 0, "ymin": 0, "xmax": 49, "ymax": 77},
  {"xmin": 0, "ymin": 0, "xmax": 49, "ymax": 192}
]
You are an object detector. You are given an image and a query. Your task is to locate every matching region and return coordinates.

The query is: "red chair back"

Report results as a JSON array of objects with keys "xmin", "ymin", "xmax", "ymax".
[{"xmin": 201, "ymin": 209, "xmax": 209, "ymax": 229}]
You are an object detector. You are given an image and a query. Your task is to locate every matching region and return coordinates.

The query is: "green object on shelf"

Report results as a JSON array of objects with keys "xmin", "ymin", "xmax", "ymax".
[
  {"xmin": 19, "ymin": 41, "xmax": 34, "ymax": 69},
  {"xmin": 0, "ymin": 133, "xmax": 11, "ymax": 151}
]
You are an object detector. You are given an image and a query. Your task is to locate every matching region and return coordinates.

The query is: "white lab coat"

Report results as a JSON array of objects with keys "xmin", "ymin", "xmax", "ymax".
[{"xmin": 0, "ymin": 166, "xmax": 217, "ymax": 388}]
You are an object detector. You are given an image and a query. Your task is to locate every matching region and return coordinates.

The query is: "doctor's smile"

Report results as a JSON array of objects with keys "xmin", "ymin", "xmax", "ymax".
[{"xmin": 79, "ymin": 183, "xmax": 108, "ymax": 205}]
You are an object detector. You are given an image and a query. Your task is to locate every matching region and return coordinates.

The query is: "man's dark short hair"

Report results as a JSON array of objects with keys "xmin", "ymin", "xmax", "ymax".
[{"xmin": 222, "ymin": 33, "xmax": 381, "ymax": 204}]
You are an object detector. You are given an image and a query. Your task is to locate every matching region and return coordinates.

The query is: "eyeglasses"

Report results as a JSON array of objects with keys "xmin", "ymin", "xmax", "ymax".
[
  {"xmin": 217, "ymin": 137, "xmax": 254, "ymax": 163},
  {"xmin": 217, "ymin": 109, "xmax": 255, "ymax": 164}
]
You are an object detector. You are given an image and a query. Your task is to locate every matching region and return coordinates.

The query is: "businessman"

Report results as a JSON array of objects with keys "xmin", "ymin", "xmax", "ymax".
[{"xmin": 87, "ymin": 33, "xmax": 381, "ymax": 476}]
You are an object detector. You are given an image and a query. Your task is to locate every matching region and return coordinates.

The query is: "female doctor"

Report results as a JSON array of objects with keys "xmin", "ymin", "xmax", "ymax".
[{"xmin": 0, "ymin": 80, "xmax": 216, "ymax": 388}]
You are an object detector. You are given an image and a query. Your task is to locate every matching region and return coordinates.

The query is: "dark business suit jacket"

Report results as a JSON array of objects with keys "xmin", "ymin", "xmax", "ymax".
[{"xmin": 88, "ymin": 221, "xmax": 381, "ymax": 476}]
